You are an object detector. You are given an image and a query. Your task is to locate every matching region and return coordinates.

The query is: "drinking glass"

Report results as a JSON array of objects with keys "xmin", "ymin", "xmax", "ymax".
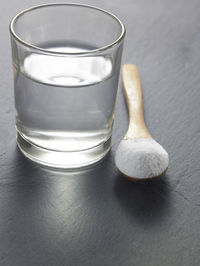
[{"xmin": 9, "ymin": 3, "xmax": 125, "ymax": 168}]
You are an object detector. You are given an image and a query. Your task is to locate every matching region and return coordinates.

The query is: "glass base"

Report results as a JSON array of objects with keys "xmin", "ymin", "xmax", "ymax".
[{"xmin": 17, "ymin": 132, "xmax": 111, "ymax": 169}]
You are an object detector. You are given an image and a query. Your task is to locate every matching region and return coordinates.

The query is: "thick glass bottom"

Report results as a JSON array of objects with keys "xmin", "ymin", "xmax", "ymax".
[{"xmin": 17, "ymin": 132, "xmax": 111, "ymax": 169}]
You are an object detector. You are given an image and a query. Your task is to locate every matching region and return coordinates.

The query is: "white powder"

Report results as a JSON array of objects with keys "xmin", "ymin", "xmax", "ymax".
[{"xmin": 115, "ymin": 138, "xmax": 169, "ymax": 179}]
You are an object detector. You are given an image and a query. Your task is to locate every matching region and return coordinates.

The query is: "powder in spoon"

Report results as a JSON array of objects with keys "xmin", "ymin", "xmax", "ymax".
[{"xmin": 115, "ymin": 138, "xmax": 169, "ymax": 179}]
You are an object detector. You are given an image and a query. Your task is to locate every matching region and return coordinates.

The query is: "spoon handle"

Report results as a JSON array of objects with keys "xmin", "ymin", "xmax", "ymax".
[{"xmin": 122, "ymin": 64, "xmax": 152, "ymax": 139}]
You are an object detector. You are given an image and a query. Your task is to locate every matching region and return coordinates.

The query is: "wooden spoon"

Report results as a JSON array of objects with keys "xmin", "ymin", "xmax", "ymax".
[{"xmin": 115, "ymin": 64, "xmax": 169, "ymax": 180}]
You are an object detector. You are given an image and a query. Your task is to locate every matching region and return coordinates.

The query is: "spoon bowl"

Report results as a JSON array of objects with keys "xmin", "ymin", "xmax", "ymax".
[{"xmin": 115, "ymin": 138, "xmax": 168, "ymax": 180}]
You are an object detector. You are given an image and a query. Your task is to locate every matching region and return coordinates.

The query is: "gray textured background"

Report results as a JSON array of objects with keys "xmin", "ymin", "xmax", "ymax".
[{"xmin": 1, "ymin": 0, "xmax": 200, "ymax": 265}]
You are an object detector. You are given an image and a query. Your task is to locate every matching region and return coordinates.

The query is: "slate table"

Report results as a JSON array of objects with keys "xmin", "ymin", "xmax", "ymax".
[{"xmin": 1, "ymin": 0, "xmax": 200, "ymax": 265}]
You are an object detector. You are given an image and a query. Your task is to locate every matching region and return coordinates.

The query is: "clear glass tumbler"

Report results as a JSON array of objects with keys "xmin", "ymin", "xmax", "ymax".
[{"xmin": 9, "ymin": 3, "xmax": 125, "ymax": 168}]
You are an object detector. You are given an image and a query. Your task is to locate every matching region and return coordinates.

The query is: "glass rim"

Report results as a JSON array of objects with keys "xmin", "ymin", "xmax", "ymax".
[{"xmin": 9, "ymin": 3, "xmax": 126, "ymax": 56}]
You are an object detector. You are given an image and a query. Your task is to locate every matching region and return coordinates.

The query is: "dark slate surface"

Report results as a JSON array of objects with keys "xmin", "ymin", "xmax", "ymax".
[{"xmin": 1, "ymin": 0, "xmax": 200, "ymax": 265}]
